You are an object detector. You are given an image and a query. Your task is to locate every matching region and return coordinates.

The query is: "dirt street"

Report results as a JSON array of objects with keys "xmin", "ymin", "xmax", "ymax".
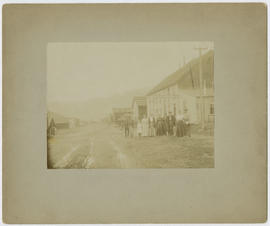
[{"xmin": 48, "ymin": 122, "xmax": 214, "ymax": 168}]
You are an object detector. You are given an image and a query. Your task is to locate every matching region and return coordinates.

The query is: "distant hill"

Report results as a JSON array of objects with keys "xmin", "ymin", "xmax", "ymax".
[{"xmin": 47, "ymin": 87, "xmax": 149, "ymax": 121}]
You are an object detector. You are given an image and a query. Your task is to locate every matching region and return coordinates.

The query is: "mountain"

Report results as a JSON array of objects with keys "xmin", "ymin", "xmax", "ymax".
[{"xmin": 47, "ymin": 87, "xmax": 149, "ymax": 121}]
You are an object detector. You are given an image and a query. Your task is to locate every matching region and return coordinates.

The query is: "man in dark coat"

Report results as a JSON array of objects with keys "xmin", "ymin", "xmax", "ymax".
[
  {"xmin": 167, "ymin": 112, "xmax": 176, "ymax": 136},
  {"xmin": 162, "ymin": 113, "xmax": 168, "ymax": 136},
  {"xmin": 124, "ymin": 118, "xmax": 130, "ymax": 137},
  {"xmin": 129, "ymin": 118, "xmax": 135, "ymax": 137},
  {"xmin": 183, "ymin": 109, "xmax": 191, "ymax": 137},
  {"xmin": 156, "ymin": 115, "xmax": 163, "ymax": 136}
]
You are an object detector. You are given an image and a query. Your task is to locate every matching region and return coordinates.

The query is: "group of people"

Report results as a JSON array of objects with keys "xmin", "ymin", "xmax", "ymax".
[{"xmin": 123, "ymin": 110, "xmax": 191, "ymax": 138}]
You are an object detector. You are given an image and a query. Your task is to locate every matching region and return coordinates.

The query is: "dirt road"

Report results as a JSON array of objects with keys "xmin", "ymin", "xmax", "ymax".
[
  {"xmin": 48, "ymin": 122, "xmax": 214, "ymax": 169},
  {"xmin": 48, "ymin": 123, "xmax": 136, "ymax": 168}
]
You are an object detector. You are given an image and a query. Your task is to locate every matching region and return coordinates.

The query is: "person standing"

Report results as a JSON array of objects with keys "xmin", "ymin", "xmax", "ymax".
[
  {"xmin": 156, "ymin": 115, "xmax": 163, "ymax": 136},
  {"xmin": 148, "ymin": 114, "xmax": 155, "ymax": 137},
  {"xmin": 167, "ymin": 112, "xmax": 176, "ymax": 136},
  {"xmin": 173, "ymin": 121, "xmax": 177, "ymax": 136},
  {"xmin": 124, "ymin": 117, "xmax": 130, "ymax": 137},
  {"xmin": 162, "ymin": 113, "xmax": 168, "ymax": 136},
  {"xmin": 129, "ymin": 118, "xmax": 135, "ymax": 138},
  {"xmin": 48, "ymin": 118, "xmax": 57, "ymax": 137},
  {"xmin": 183, "ymin": 109, "xmax": 191, "ymax": 137},
  {"xmin": 176, "ymin": 110, "xmax": 184, "ymax": 137},
  {"xmin": 141, "ymin": 115, "xmax": 148, "ymax": 137}
]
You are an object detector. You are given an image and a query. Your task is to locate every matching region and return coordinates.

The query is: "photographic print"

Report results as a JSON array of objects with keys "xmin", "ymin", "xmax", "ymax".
[
  {"xmin": 47, "ymin": 42, "xmax": 214, "ymax": 169},
  {"xmin": 3, "ymin": 3, "xmax": 266, "ymax": 223}
]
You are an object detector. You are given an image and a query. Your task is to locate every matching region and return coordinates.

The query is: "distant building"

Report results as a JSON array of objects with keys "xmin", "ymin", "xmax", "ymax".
[
  {"xmin": 132, "ymin": 96, "xmax": 147, "ymax": 121},
  {"xmin": 146, "ymin": 50, "xmax": 214, "ymax": 124},
  {"xmin": 47, "ymin": 111, "xmax": 70, "ymax": 130},
  {"xmin": 69, "ymin": 118, "xmax": 80, "ymax": 129},
  {"xmin": 112, "ymin": 108, "xmax": 132, "ymax": 124}
]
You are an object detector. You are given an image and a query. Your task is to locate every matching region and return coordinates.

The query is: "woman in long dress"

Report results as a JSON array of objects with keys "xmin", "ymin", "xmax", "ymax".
[
  {"xmin": 148, "ymin": 114, "xmax": 155, "ymax": 137},
  {"xmin": 176, "ymin": 110, "xmax": 184, "ymax": 137},
  {"xmin": 141, "ymin": 115, "xmax": 148, "ymax": 137}
]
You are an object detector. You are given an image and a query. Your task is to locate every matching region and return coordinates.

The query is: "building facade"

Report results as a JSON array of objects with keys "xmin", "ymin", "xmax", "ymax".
[
  {"xmin": 132, "ymin": 96, "xmax": 147, "ymax": 121},
  {"xmin": 146, "ymin": 50, "xmax": 214, "ymax": 125}
]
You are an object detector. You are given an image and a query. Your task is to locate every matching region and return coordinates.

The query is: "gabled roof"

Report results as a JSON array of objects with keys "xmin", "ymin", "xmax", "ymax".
[
  {"xmin": 147, "ymin": 50, "xmax": 214, "ymax": 96},
  {"xmin": 132, "ymin": 96, "xmax": 147, "ymax": 108}
]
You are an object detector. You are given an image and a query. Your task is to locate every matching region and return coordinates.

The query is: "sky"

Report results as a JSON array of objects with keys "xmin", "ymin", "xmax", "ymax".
[{"xmin": 47, "ymin": 42, "xmax": 213, "ymax": 102}]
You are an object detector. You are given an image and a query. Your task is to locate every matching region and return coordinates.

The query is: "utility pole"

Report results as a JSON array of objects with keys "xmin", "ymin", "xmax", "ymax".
[{"xmin": 195, "ymin": 47, "xmax": 208, "ymax": 129}]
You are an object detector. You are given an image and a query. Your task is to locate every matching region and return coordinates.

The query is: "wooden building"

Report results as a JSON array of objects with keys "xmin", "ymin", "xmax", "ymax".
[{"xmin": 146, "ymin": 50, "xmax": 214, "ymax": 125}]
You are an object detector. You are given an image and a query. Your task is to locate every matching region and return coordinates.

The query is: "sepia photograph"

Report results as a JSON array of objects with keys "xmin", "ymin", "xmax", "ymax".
[
  {"xmin": 3, "ymin": 3, "xmax": 267, "ymax": 223},
  {"xmin": 47, "ymin": 42, "xmax": 215, "ymax": 169}
]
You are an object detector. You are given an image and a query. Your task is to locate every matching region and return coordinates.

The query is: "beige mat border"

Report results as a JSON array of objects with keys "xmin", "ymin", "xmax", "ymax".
[{"xmin": 2, "ymin": 3, "xmax": 267, "ymax": 223}]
